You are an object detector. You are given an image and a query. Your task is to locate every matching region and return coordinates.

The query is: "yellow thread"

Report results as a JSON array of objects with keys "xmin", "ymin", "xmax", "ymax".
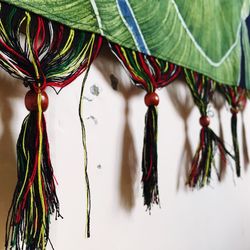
[
  {"xmin": 204, "ymin": 144, "xmax": 212, "ymax": 186},
  {"xmin": 83, "ymin": 35, "xmax": 95, "ymax": 238},
  {"xmin": 15, "ymin": 118, "xmax": 30, "ymax": 209},
  {"xmin": 17, "ymin": 16, "xmax": 27, "ymax": 38},
  {"xmin": 122, "ymin": 49, "xmax": 142, "ymax": 81},
  {"xmin": 60, "ymin": 29, "xmax": 75, "ymax": 55},
  {"xmin": 37, "ymin": 92, "xmax": 46, "ymax": 249},
  {"xmin": 87, "ymin": 34, "xmax": 95, "ymax": 65},
  {"xmin": 49, "ymin": 34, "xmax": 94, "ymax": 78},
  {"xmin": 132, "ymin": 50, "xmax": 141, "ymax": 70},
  {"xmin": 30, "ymin": 184, "xmax": 34, "ymax": 235},
  {"xmin": 0, "ymin": 21, "xmax": 11, "ymax": 43},
  {"xmin": 164, "ymin": 62, "xmax": 169, "ymax": 72},
  {"xmin": 131, "ymin": 52, "xmax": 144, "ymax": 81},
  {"xmin": 121, "ymin": 47, "xmax": 131, "ymax": 68},
  {"xmin": 52, "ymin": 29, "xmax": 75, "ymax": 61},
  {"xmin": 71, "ymin": 34, "xmax": 95, "ymax": 70},
  {"xmin": 25, "ymin": 12, "xmax": 39, "ymax": 79},
  {"xmin": 50, "ymin": 42, "xmax": 88, "ymax": 78}
]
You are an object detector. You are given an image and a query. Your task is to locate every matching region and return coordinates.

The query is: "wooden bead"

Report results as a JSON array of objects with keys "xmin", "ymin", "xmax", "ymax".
[
  {"xmin": 25, "ymin": 90, "xmax": 49, "ymax": 111},
  {"xmin": 199, "ymin": 116, "xmax": 210, "ymax": 127},
  {"xmin": 230, "ymin": 107, "xmax": 238, "ymax": 115},
  {"xmin": 144, "ymin": 92, "xmax": 159, "ymax": 106}
]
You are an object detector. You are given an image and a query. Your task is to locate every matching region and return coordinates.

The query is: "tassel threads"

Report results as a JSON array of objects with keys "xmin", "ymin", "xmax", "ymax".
[
  {"xmin": 110, "ymin": 43, "xmax": 181, "ymax": 210},
  {"xmin": 142, "ymin": 92, "xmax": 159, "ymax": 208},
  {"xmin": 230, "ymin": 107, "xmax": 240, "ymax": 176},
  {"xmin": 184, "ymin": 70, "xmax": 234, "ymax": 188},
  {"xmin": 0, "ymin": 3, "xmax": 103, "ymax": 245},
  {"xmin": 188, "ymin": 114, "xmax": 234, "ymax": 187},
  {"xmin": 6, "ymin": 89, "xmax": 60, "ymax": 249},
  {"xmin": 0, "ymin": 3, "xmax": 103, "ymax": 243},
  {"xmin": 188, "ymin": 115, "xmax": 211, "ymax": 187},
  {"xmin": 218, "ymin": 86, "xmax": 247, "ymax": 177}
]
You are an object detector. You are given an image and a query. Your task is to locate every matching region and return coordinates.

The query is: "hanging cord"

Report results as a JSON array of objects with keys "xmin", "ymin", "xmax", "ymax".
[
  {"xmin": 78, "ymin": 31, "xmax": 100, "ymax": 238},
  {"xmin": 79, "ymin": 67, "xmax": 91, "ymax": 238}
]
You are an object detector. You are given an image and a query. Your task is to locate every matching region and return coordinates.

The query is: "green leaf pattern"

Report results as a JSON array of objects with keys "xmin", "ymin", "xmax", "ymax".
[{"xmin": 2, "ymin": 0, "xmax": 250, "ymax": 86}]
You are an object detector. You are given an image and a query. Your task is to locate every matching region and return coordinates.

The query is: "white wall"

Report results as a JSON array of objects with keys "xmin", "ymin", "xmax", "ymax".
[{"xmin": 1, "ymin": 47, "xmax": 250, "ymax": 250}]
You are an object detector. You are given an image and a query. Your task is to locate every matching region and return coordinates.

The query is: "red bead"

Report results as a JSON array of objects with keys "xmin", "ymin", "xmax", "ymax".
[
  {"xmin": 25, "ymin": 90, "xmax": 49, "ymax": 112},
  {"xmin": 199, "ymin": 116, "xmax": 210, "ymax": 127},
  {"xmin": 144, "ymin": 92, "xmax": 159, "ymax": 106}
]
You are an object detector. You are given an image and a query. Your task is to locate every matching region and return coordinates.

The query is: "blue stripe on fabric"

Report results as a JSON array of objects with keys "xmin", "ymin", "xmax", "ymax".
[
  {"xmin": 246, "ymin": 15, "xmax": 250, "ymax": 40},
  {"xmin": 117, "ymin": 0, "xmax": 149, "ymax": 54},
  {"xmin": 240, "ymin": 15, "xmax": 250, "ymax": 88}
]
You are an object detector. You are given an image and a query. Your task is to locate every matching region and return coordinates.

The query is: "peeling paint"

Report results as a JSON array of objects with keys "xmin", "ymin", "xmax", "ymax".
[
  {"xmin": 83, "ymin": 96, "xmax": 93, "ymax": 102},
  {"xmin": 86, "ymin": 115, "xmax": 98, "ymax": 124},
  {"xmin": 90, "ymin": 84, "xmax": 101, "ymax": 96}
]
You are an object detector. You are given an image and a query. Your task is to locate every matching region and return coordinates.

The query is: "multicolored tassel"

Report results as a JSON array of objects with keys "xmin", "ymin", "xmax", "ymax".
[
  {"xmin": 217, "ymin": 86, "xmax": 247, "ymax": 177},
  {"xmin": 110, "ymin": 43, "xmax": 181, "ymax": 209},
  {"xmin": 6, "ymin": 89, "xmax": 61, "ymax": 249},
  {"xmin": 184, "ymin": 69, "xmax": 234, "ymax": 187},
  {"xmin": 0, "ymin": 2, "xmax": 102, "ymax": 248}
]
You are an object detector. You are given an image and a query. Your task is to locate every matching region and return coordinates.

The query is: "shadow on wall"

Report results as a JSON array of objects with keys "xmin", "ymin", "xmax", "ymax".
[
  {"xmin": 112, "ymin": 74, "xmax": 140, "ymax": 211},
  {"xmin": 94, "ymin": 41, "xmax": 142, "ymax": 212},
  {"xmin": 0, "ymin": 71, "xmax": 25, "ymax": 249},
  {"xmin": 166, "ymin": 80, "xmax": 194, "ymax": 191}
]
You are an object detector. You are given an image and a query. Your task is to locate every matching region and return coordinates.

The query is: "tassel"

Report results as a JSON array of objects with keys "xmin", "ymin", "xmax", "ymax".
[
  {"xmin": 6, "ymin": 89, "xmax": 60, "ymax": 249},
  {"xmin": 231, "ymin": 108, "xmax": 240, "ymax": 176},
  {"xmin": 142, "ymin": 93, "xmax": 159, "ymax": 208},
  {"xmin": 218, "ymin": 86, "xmax": 246, "ymax": 177},
  {"xmin": 0, "ymin": 3, "xmax": 103, "ymax": 243},
  {"xmin": 184, "ymin": 69, "xmax": 234, "ymax": 188},
  {"xmin": 109, "ymin": 43, "xmax": 181, "ymax": 209},
  {"xmin": 188, "ymin": 116, "xmax": 231, "ymax": 187}
]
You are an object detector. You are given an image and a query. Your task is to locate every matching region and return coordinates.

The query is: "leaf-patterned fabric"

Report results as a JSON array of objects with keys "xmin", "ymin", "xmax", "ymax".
[{"xmin": 1, "ymin": 0, "xmax": 250, "ymax": 88}]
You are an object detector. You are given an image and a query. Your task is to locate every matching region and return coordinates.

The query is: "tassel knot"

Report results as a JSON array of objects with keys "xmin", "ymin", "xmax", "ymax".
[{"xmin": 230, "ymin": 107, "xmax": 239, "ymax": 114}]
